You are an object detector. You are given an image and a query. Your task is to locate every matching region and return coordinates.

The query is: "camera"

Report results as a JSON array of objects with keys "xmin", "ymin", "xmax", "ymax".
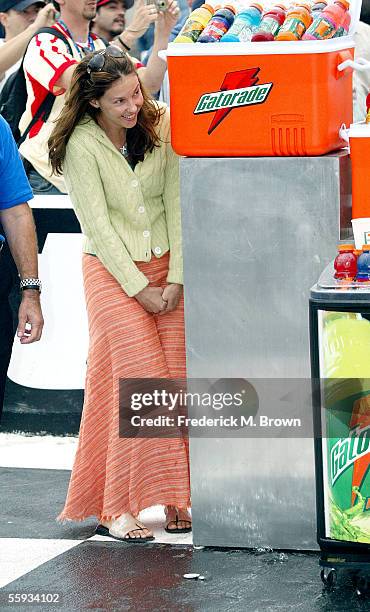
[{"xmin": 146, "ymin": 0, "xmax": 168, "ymax": 12}]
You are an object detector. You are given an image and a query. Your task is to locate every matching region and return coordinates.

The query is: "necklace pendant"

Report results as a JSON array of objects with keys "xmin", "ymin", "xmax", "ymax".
[{"xmin": 120, "ymin": 144, "xmax": 128, "ymax": 157}]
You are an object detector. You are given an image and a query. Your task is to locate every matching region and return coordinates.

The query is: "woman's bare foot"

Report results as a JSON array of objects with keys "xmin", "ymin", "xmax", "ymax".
[
  {"xmin": 99, "ymin": 513, "xmax": 154, "ymax": 541},
  {"xmin": 165, "ymin": 506, "xmax": 192, "ymax": 533}
]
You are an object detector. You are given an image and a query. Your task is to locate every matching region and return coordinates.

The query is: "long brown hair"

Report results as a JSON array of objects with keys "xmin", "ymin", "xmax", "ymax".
[{"xmin": 49, "ymin": 51, "xmax": 164, "ymax": 175}]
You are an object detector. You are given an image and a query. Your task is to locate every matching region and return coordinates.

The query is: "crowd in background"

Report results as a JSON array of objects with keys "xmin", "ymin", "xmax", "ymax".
[
  {"xmin": 0, "ymin": 0, "xmax": 369, "ymax": 161},
  {"xmin": 0, "ymin": 0, "xmax": 189, "ymax": 422},
  {"xmin": 0, "ymin": 0, "xmax": 370, "ymax": 423}
]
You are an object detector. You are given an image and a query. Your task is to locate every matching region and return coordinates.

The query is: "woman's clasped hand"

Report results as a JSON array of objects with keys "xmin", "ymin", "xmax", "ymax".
[{"xmin": 135, "ymin": 283, "xmax": 183, "ymax": 314}]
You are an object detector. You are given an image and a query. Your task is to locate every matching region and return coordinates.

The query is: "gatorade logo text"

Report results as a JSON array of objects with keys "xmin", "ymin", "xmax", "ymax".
[
  {"xmin": 331, "ymin": 426, "xmax": 370, "ymax": 486},
  {"xmin": 193, "ymin": 68, "xmax": 273, "ymax": 135}
]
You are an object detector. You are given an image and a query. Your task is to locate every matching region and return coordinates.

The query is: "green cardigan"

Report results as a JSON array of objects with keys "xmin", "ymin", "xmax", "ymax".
[{"xmin": 64, "ymin": 105, "xmax": 182, "ymax": 297}]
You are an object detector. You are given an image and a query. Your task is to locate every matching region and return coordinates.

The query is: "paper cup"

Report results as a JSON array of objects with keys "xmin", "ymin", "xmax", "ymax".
[{"xmin": 351, "ymin": 218, "xmax": 370, "ymax": 249}]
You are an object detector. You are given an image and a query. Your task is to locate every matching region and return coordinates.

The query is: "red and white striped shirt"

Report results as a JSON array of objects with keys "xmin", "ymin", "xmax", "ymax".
[{"xmin": 19, "ymin": 23, "xmax": 106, "ymax": 192}]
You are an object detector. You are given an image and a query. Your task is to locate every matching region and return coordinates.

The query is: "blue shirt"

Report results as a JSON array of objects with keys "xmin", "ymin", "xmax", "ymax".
[{"xmin": 0, "ymin": 115, "xmax": 33, "ymax": 210}]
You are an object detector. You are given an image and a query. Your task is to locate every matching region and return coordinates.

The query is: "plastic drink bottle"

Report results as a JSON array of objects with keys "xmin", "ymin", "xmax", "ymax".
[
  {"xmin": 302, "ymin": 0, "xmax": 350, "ymax": 40},
  {"xmin": 174, "ymin": 4, "xmax": 214, "ymax": 43},
  {"xmin": 198, "ymin": 6, "xmax": 236, "ymax": 43},
  {"xmin": 275, "ymin": 3, "xmax": 312, "ymax": 41},
  {"xmin": 251, "ymin": 4, "xmax": 286, "ymax": 42},
  {"xmin": 334, "ymin": 244, "xmax": 357, "ymax": 280},
  {"xmin": 221, "ymin": 4, "xmax": 263, "ymax": 43},
  {"xmin": 356, "ymin": 245, "xmax": 370, "ymax": 282},
  {"xmin": 366, "ymin": 93, "xmax": 370, "ymax": 124},
  {"xmin": 333, "ymin": 10, "xmax": 351, "ymax": 36}
]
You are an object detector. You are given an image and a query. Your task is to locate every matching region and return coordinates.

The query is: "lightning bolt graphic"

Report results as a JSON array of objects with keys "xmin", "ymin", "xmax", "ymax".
[{"xmin": 208, "ymin": 68, "xmax": 260, "ymax": 135}]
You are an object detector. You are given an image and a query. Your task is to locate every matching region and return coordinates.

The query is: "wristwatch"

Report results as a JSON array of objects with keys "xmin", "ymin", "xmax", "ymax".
[{"xmin": 20, "ymin": 277, "xmax": 42, "ymax": 293}]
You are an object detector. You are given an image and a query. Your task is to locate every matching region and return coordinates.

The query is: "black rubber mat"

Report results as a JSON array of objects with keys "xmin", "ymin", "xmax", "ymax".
[
  {"xmin": 0, "ymin": 467, "xmax": 96, "ymax": 540},
  {"xmin": 1, "ymin": 542, "xmax": 370, "ymax": 611}
]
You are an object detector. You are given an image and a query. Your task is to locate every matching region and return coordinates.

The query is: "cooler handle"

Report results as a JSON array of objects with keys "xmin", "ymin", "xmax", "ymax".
[
  {"xmin": 339, "ymin": 123, "xmax": 350, "ymax": 145},
  {"xmin": 337, "ymin": 56, "xmax": 370, "ymax": 74},
  {"xmin": 158, "ymin": 50, "xmax": 167, "ymax": 62}
]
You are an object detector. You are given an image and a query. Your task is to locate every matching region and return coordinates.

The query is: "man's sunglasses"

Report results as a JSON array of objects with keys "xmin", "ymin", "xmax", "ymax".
[{"xmin": 87, "ymin": 46, "xmax": 126, "ymax": 75}]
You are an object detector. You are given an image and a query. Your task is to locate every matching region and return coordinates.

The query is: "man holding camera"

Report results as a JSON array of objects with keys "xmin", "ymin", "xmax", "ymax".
[
  {"xmin": 92, "ymin": 0, "xmax": 157, "ymax": 47},
  {"xmin": 92, "ymin": 0, "xmax": 179, "ymax": 82}
]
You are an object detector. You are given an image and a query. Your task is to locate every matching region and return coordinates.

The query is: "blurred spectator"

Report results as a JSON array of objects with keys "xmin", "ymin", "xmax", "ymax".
[
  {"xmin": 92, "ymin": 0, "xmax": 158, "ymax": 49},
  {"xmin": 353, "ymin": 0, "xmax": 370, "ymax": 122},
  {"xmin": 92, "ymin": 0, "xmax": 131, "ymax": 42},
  {"xmin": 136, "ymin": 0, "xmax": 187, "ymax": 55},
  {"xmin": 0, "ymin": 1, "xmax": 55, "ymax": 93},
  {"xmin": 18, "ymin": 0, "xmax": 106, "ymax": 194},
  {"xmin": 0, "ymin": 115, "xmax": 43, "ymax": 421},
  {"xmin": 93, "ymin": 0, "xmax": 179, "ymax": 94},
  {"xmin": 144, "ymin": 0, "xmax": 196, "ymax": 103},
  {"xmin": 111, "ymin": 0, "xmax": 180, "ymax": 100},
  {"xmin": 19, "ymin": 0, "xmax": 179, "ymax": 195},
  {"xmin": 92, "ymin": 0, "xmax": 167, "ymax": 61}
]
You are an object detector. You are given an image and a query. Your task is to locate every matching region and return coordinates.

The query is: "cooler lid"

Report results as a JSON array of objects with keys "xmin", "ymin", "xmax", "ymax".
[
  {"xmin": 310, "ymin": 261, "xmax": 370, "ymax": 303},
  {"xmin": 165, "ymin": 37, "xmax": 355, "ymax": 58}
]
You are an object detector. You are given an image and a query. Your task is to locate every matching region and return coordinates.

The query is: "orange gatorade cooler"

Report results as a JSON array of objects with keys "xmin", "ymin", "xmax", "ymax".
[
  {"xmin": 164, "ymin": 0, "xmax": 361, "ymax": 157},
  {"xmin": 349, "ymin": 123, "xmax": 370, "ymax": 219}
]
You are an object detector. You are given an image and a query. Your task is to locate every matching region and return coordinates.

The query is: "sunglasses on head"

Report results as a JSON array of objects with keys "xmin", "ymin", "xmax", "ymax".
[{"xmin": 86, "ymin": 46, "xmax": 126, "ymax": 75}]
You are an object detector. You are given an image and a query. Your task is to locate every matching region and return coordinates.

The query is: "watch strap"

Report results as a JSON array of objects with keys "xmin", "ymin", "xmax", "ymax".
[{"xmin": 20, "ymin": 278, "xmax": 42, "ymax": 292}]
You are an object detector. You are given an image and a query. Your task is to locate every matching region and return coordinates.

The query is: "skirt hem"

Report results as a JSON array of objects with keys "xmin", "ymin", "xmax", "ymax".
[{"xmin": 57, "ymin": 497, "xmax": 192, "ymax": 524}]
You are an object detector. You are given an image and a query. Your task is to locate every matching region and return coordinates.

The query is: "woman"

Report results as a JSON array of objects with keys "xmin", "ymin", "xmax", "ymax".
[{"xmin": 49, "ymin": 47, "xmax": 191, "ymax": 541}]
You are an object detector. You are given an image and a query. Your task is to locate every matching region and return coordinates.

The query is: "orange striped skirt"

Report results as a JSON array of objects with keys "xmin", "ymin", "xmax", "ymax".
[{"xmin": 58, "ymin": 252, "xmax": 190, "ymax": 522}]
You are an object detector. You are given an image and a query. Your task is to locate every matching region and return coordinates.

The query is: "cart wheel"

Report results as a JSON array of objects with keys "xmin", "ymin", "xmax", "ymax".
[
  {"xmin": 355, "ymin": 576, "xmax": 368, "ymax": 596},
  {"xmin": 320, "ymin": 568, "xmax": 337, "ymax": 587}
]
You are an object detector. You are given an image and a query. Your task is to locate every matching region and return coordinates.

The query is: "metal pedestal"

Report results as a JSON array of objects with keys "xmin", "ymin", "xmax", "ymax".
[{"xmin": 180, "ymin": 153, "xmax": 351, "ymax": 550}]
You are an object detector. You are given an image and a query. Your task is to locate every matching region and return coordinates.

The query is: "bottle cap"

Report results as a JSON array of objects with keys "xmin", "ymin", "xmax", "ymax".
[
  {"xmin": 224, "ymin": 4, "xmax": 237, "ymax": 13},
  {"xmin": 362, "ymin": 244, "xmax": 370, "ymax": 251},
  {"xmin": 250, "ymin": 2, "xmax": 264, "ymax": 11},
  {"xmin": 338, "ymin": 243, "xmax": 355, "ymax": 251},
  {"xmin": 202, "ymin": 3, "xmax": 215, "ymax": 13},
  {"xmin": 335, "ymin": 0, "xmax": 350, "ymax": 9}
]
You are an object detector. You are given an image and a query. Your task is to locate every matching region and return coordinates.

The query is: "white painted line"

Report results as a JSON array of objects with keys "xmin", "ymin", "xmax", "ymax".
[
  {"xmin": 0, "ymin": 539, "xmax": 80, "ymax": 588},
  {"xmin": 0, "ymin": 434, "xmax": 77, "ymax": 470}
]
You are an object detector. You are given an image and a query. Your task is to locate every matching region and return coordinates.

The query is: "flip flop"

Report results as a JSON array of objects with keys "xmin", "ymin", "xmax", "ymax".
[
  {"xmin": 95, "ymin": 513, "xmax": 155, "ymax": 542},
  {"xmin": 165, "ymin": 510, "xmax": 192, "ymax": 534}
]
